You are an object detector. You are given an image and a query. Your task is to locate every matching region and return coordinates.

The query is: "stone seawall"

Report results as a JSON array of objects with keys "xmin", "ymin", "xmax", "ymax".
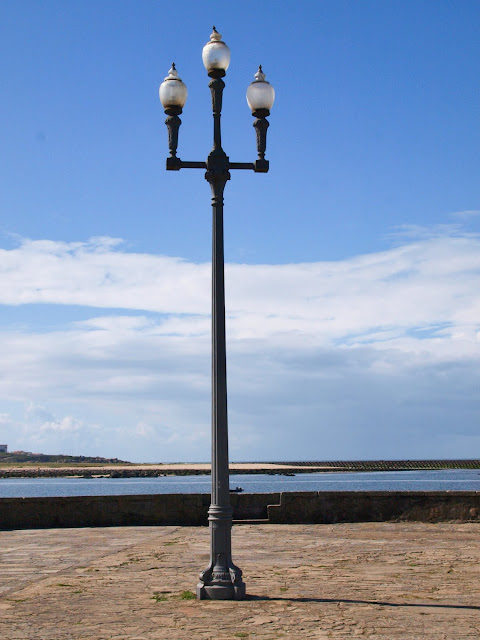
[
  {"xmin": 0, "ymin": 493, "xmax": 278, "ymax": 529},
  {"xmin": 267, "ymin": 491, "xmax": 480, "ymax": 524},
  {"xmin": 0, "ymin": 491, "xmax": 478, "ymax": 530}
]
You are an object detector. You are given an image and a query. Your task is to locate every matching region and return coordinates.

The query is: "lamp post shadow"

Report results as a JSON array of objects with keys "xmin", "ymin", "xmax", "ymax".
[{"xmin": 246, "ymin": 594, "xmax": 480, "ymax": 610}]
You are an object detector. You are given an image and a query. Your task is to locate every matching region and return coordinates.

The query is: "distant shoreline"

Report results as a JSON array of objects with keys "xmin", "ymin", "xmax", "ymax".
[{"xmin": 0, "ymin": 460, "xmax": 478, "ymax": 479}]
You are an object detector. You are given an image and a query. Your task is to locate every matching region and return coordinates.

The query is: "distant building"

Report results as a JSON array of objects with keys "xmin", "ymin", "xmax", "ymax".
[{"xmin": 0, "ymin": 445, "xmax": 7, "ymax": 453}]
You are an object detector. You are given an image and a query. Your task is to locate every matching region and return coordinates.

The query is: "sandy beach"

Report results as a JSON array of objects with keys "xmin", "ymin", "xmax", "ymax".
[{"xmin": 0, "ymin": 462, "xmax": 338, "ymax": 478}]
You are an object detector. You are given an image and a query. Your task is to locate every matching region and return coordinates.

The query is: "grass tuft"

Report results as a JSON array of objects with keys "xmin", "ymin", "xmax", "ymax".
[{"xmin": 152, "ymin": 592, "xmax": 168, "ymax": 602}]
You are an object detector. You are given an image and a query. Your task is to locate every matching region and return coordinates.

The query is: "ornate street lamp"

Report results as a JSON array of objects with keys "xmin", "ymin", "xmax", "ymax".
[{"xmin": 159, "ymin": 27, "xmax": 274, "ymax": 601}]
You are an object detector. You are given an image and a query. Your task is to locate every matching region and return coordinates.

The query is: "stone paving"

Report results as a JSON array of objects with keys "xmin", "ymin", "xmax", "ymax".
[{"xmin": 0, "ymin": 523, "xmax": 479, "ymax": 639}]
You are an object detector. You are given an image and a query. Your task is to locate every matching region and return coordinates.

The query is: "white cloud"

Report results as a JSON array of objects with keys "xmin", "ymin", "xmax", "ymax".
[
  {"xmin": 0, "ymin": 236, "xmax": 210, "ymax": 314},
  {"xmin": 1, "ymin": 233, "xmax": 480, "ymax": 350},
  {"xmin": 38, "ymin": 416, "xmax": 84, "ymax": 434},
  {"xmin": 0, "ymin": 230, "xmax": 479, "ymax": 460}
]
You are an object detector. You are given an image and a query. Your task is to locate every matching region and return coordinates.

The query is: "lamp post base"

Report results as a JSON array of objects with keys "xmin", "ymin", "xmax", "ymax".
[
  {"xmin": 196, "ymin": 504, "xmax": 246, "ymax": 600},
  {"xmin": 196, "ymin": 580, "xmax": 246, "ymax": 600}
]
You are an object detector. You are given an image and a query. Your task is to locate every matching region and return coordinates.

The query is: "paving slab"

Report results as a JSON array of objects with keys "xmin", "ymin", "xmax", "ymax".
[{"xmin": 0, "ymin": 523, "xmax": 478, "ymax": 639}]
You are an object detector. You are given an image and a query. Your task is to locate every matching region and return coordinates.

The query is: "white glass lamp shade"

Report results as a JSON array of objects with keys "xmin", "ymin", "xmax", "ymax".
[
  {"xmin": 246, "ymin": 66, "xmax": 275, "ymax": 113},
  {"xmin": 159, "ymin": 64, "xmax": 187, "ymax": 109},
  {"xmin": 202, "ymin": 27, "xmax": 231, "ymax": 73}
]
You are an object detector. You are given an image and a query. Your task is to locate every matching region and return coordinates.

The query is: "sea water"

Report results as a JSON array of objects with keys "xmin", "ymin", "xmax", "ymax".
[{"xmin": 0, "ymin": 469, "xmax": 479, "ymax": 498}]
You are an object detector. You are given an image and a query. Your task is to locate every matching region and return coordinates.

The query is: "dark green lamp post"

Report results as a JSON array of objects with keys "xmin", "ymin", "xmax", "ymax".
[{"xmin": 159, "ymin": 27, "xmax": 274, "ymax": 601}]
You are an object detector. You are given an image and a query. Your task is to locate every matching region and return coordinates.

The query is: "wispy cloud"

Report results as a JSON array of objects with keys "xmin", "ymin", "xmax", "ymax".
[
  {"xmin": 1, "ymin": 232, "xmax": 480, "ymax": 349},
  {"xmin": 450, "ymin": 210, "xmax": 480, "ymax": 220}
]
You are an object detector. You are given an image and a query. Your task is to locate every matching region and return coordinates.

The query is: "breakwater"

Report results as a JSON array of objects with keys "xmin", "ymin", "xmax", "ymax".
[
  {"xmin": 277, "ymin": 459, "xmax": 480, "ymax": 470},
  {"xmin": 0, "ymin": 491, "xmax": 478, "ymax": 530}
]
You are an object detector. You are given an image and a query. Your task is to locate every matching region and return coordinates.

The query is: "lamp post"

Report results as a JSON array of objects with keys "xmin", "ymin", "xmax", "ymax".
[{"xmin": 160, "ymin": 27, "xmax": 274, "ymax": 601}]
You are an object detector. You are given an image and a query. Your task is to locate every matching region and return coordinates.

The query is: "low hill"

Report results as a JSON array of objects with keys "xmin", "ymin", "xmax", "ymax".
[{"xmin": 0, "ymin": 451, "xmax": 131, "ymax": 465}]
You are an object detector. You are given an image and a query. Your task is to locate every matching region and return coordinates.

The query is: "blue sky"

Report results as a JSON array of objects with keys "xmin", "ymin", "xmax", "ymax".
[{"xmin": 0, "ymin": 1, "xmax": 479, "ymax": 461}]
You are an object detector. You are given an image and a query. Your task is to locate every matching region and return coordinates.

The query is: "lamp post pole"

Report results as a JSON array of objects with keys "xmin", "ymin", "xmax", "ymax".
[{"xmin": 159, "ymin": 28, "xmax": 275, "ymax": 601}]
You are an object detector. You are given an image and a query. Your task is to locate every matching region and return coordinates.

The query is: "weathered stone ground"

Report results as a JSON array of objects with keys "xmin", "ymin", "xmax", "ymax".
[{"xmin": 0, "ymin": 523, "xmax": 478, "ymax": 639}]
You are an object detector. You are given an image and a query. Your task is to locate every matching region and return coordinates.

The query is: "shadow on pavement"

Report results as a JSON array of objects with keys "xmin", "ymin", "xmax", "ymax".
[{"xmin": 246, "ymin": 595, "xmax": 480, "ymax": 610}]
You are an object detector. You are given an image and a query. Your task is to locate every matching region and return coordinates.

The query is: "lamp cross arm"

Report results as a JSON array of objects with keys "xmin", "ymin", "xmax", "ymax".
[
  {"xmin": 166, "ymin": 158, "xmax": 206, "ymax": 171},
  {"xmin": 166, "ymin": 158, "xmax": 268, "ymax": 173}
]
